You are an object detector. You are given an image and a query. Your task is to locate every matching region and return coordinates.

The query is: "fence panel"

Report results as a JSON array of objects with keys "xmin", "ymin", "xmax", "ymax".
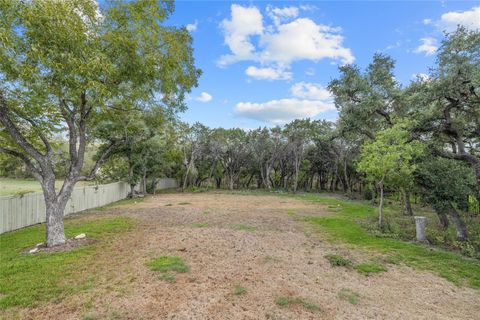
[{"xmin": 0, "ymin": 179, "xmax": 177, "ymax": 234}]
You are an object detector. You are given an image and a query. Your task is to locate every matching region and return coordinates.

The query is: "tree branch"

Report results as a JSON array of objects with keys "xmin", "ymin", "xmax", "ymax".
[
  {"xmin": 0, "ymin": 147, "xmax": 42, "ymax": 181},
  {"xmin": 76, "ymin": 141, "xmax": 119, "ymax": 181},
  {"xmin": 0, "ymin": 92, "xmax": 46, "ymax": 166}
]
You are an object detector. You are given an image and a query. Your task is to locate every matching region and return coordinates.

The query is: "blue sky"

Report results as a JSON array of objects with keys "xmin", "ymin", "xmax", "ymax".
[{"xmin": 164, "ymin": 1, "xmax": 480, "ymax": 129}]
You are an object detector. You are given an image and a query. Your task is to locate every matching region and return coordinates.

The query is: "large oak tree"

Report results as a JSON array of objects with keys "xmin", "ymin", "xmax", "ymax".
[{"xmin": 0, "ymin": 0, "xmax": 200, "ymax": 246}]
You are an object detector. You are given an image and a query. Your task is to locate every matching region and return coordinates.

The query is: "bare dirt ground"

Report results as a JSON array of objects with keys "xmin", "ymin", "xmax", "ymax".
[{"xmin": 9, "ymin": 192, "xmax": 480, "ymax": 319}]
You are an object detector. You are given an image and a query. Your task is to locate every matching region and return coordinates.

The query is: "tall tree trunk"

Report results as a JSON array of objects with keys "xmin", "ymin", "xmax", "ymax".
[
  {"xmin": 449, "ymin": 204, "xmax": 468, "ymax": 241},
  {"xmin": 43, "ymin": 176, "xmax": 67, "ymax": 247},
  {"xmin": 378, "ymin": 177, "xmax": 385, "ymax": 229},
  {"xmin": 436, "ymin": 208, "xmax": 449, "ymax": 230},
  {"xmin": 404, "ymin": 190, "xmax": 413, "ymax": 216}
]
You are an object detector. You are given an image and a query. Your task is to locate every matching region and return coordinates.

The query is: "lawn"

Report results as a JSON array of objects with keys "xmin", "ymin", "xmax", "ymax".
[
  {"xmin": 0, "ymin": 178, "xmax": 92, "ymax": 197},
  {"xmin": 0, "ymin": 192, "xmax": 478, "ymax": 319},
  {"xmin": 0, "ymin": 216, "xmax": 134, "ymax": 309},
  {"xmin": 295, "ymin": 193, "xmax": 480, "ymax": 289}
]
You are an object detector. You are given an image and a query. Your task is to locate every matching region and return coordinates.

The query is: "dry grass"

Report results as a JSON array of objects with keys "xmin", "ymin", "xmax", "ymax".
[{"xmin": 2, "ymin": 192, "xmax": 479, "ymax": 320}]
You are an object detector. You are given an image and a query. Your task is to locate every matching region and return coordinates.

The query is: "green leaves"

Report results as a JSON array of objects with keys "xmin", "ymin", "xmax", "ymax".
[{"xmin": 357, "ymin": 122, "xmax": 424, "ymax": 187}]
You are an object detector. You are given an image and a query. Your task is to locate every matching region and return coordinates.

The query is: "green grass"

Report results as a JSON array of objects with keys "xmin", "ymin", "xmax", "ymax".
[
  {"xmin": 354, "ymin": 262, "xmax": 387, "ymax": 275},
  {"xmin": 192, "ymin": 222, "xmax": 209, "ymax": 228},
  {"xmin": 275, "ymin": 296, "xmax": 321, "ymax": 312},
  {"xmin": 0, "ymin": 178, "xmax": 93, "ymax": 197},
  {"xmin": 146, "ymin": 256, "xmax": 188, "ymax": 273},
  {"xmin": 324, "ymin": 254, "xmax": 352, "ymax": 267},
  {"xmin": 0, "ymin": 216, "xmax": 134, "ymax": 309},
  {"xmin": 233, "ymin": 285, "xmax": 247, "ymax": 296},
  {"xmin": 337, "ymin": 288, "xmax": 360, "ymax": 305},
  {"xmin": 95, "ymin": 197, "xmax": 145, "ymax": 211},
  {"xmin": 295, "ymin": 194, "xmax": 480, "ymax": 289},
  {"xmin": 159, "ymin": 273, "xmax": 176, "ymax": 283},
  {"xmin": 232, "ymin": 224, "xmax": 257, "ymax": 231}
]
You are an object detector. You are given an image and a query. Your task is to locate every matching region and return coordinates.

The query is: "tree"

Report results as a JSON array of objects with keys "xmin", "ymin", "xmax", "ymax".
[
  {"xmin": 409, "ymin": 27, "xmax": 480, "ymax": 194},
  {"xmin": 284, "ymin": 119, "xmax": 314, "ymax": 193},
  {"xmin": 328, "ymin": 54, "xmax": 402, "ymax": 140},
  {"xmin": 0, "ymin": 0, "xmax": 200, "ymax": 246},
  {"xmin": 357, "ymin": 123, "xmax": 423, "ymax": 228},
  {"xmin": 415, "ymin": 158, "xmax": 476, "ymax": 241}
]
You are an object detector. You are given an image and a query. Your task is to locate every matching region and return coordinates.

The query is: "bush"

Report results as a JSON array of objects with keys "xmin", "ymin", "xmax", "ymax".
[{"xmin": 325, "ymin": 254, "xmax": 352, "ymax": 267}]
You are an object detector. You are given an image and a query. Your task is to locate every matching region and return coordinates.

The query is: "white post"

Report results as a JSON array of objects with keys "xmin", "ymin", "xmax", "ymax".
[{"xmin": 414, "ymin": 216, "xmax": 427, "ymax": 242}]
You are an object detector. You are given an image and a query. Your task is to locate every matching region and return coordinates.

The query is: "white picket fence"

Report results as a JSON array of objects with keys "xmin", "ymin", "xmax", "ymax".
[{"xmin": 0, "ymin": 178, "xmax": 177, "ymax": 234}]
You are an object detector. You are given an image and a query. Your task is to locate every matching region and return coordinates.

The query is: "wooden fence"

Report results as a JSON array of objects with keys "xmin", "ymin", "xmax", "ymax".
[{"xmin": 0, "ymin": 178, "xmax": 177, "ymax": 234}]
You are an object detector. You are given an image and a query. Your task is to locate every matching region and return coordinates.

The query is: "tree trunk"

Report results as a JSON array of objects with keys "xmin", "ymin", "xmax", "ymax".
[
  {"xmin": 182, "ymin": 161, "xmax": 191, "ymax": 191},
  {"xmin": 42, "ymin": 176, "xmax": 67, "ymax": 247},
  {"xmin": 228, "ymin": 174, "xmax": 234, "ymax": 190},
  {"xmin": 449, "ymin": 205, "xmax": 468, "ymax": 241},
  {"xmin": 45, "ymin": 200, "xmax": 67, "ymax": 247},
  {"xmin": 404, "ymin": 189, "xmax": 413, "ymax": 216},
  {"xmin": 378, "ymin": 178, "xmax": 385, "ymax": 229},
  {"xmin": 436, "ymin": 209, "xmax": 449, "ymax": 230}
]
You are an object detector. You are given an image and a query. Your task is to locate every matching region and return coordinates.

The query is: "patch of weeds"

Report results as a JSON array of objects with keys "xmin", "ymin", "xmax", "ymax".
[
  {"xmin": 325, "ymin": 254, "xmax": 352, "ymax": 267},
  {"xmin": 178, "ymin": 202, "xmax": 191, "ymax": 205},
  {"xmin": 159, "ymin": 273, "xmax": 176, "ymax": 283},
  {"xmin": 337, "ymin": 288, "xmax": 360, "ymax": 305},
  {"xmin": 275, "ymin": 296, "xmax": 321, "ymax": 312},
  {"xmin": 203, "ymin": 210, "xmax": 209, "ymax": 215},
  {"xmin": 287, "ymin": 209, "xmax": 296, "ymax": 216},
  {"xmin": 234, "ymin": 285, "xmax": 247, "ymax": 296},
  {"xmin": 164, "ymin": 203, "xmax": 173, "ymax": 207},
  {"xmin": 354, "ymin": 262, "xmax": 387, "ymax": 275},
  {"xmin": 232, "ymin": 224, "xmax": 257, "ymax": 231},
  {"xmin": 147, "ymin": 256, "xmax": 188, "ymax": 274},
  {"xmin": 192, "ymin": 222, "xmax": 209, "ymax": 228}
]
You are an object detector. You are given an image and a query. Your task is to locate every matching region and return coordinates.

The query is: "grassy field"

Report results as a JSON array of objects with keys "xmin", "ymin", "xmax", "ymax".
[
  {"xmin": 295, "ymin": 193, "xmax": 480, "ymax": 289},
  {"xmin": 0, "ymin": 178, "xmax": 93, "ymax": 196},
  {"xmin": 0, "ymin": 216, "xmax": 134, "ymax": 309},
  {"xmin": 0, "ymin": 191, "xmax": 478, "ymax": 319}
]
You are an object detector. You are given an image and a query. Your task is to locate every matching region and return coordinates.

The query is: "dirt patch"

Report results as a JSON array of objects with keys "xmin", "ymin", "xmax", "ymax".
[
  {"xmin": 5, "ymin": 192, "xmax": 480, "ymax": 320},
  {"xmin": 24, "ymin": 237, "xmax": 97, "ymax": 254}
]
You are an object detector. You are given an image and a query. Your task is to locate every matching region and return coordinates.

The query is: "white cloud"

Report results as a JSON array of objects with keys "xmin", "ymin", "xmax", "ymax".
[
  {"xmin": 219, "ymin": 5, "xmax": 263, "ymax": 66},
  {"xmin": 267, "ymin": 5, "xmax": 299, "ymax": 26},
  {"xmin": 412, "ymin": 73, "xmax": 430, "ymax": 82},
  {"xmin": 195, "ymin": 92, "xmax": 213, "ymax": 103},
  {"xmin": 186, "ymin": 20, "xmax": 198, "ymax": 32},
  {"xmin": 423, "ymin": 18, "xmax": 432, "ymax": 25},
  {"xmin": 234, "ymin": 98, "xmax": 335, "ymax": 124},
  {"xmin": 290, "ymin": 82, "xmax": 332, "ymax": 101},
  {"xmin": 439, "ymin": 6, "xmax": 480, "ymax": 31},
  {"xmin": 219, "ymin": 4, "xmax": 354, "ymax": 74},
  {"xmin": 245, "ymin": 66, "xmax": 292, "ymax": 80},
  {"xmin": 414, "ymin": 37, "xmax": 438, "ymax": 56}
]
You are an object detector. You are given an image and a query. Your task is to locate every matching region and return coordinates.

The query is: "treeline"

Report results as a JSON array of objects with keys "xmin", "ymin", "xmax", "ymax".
[{"xmin": 172, "ymin": 27, "xmax": 479, "ymax": 244}]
